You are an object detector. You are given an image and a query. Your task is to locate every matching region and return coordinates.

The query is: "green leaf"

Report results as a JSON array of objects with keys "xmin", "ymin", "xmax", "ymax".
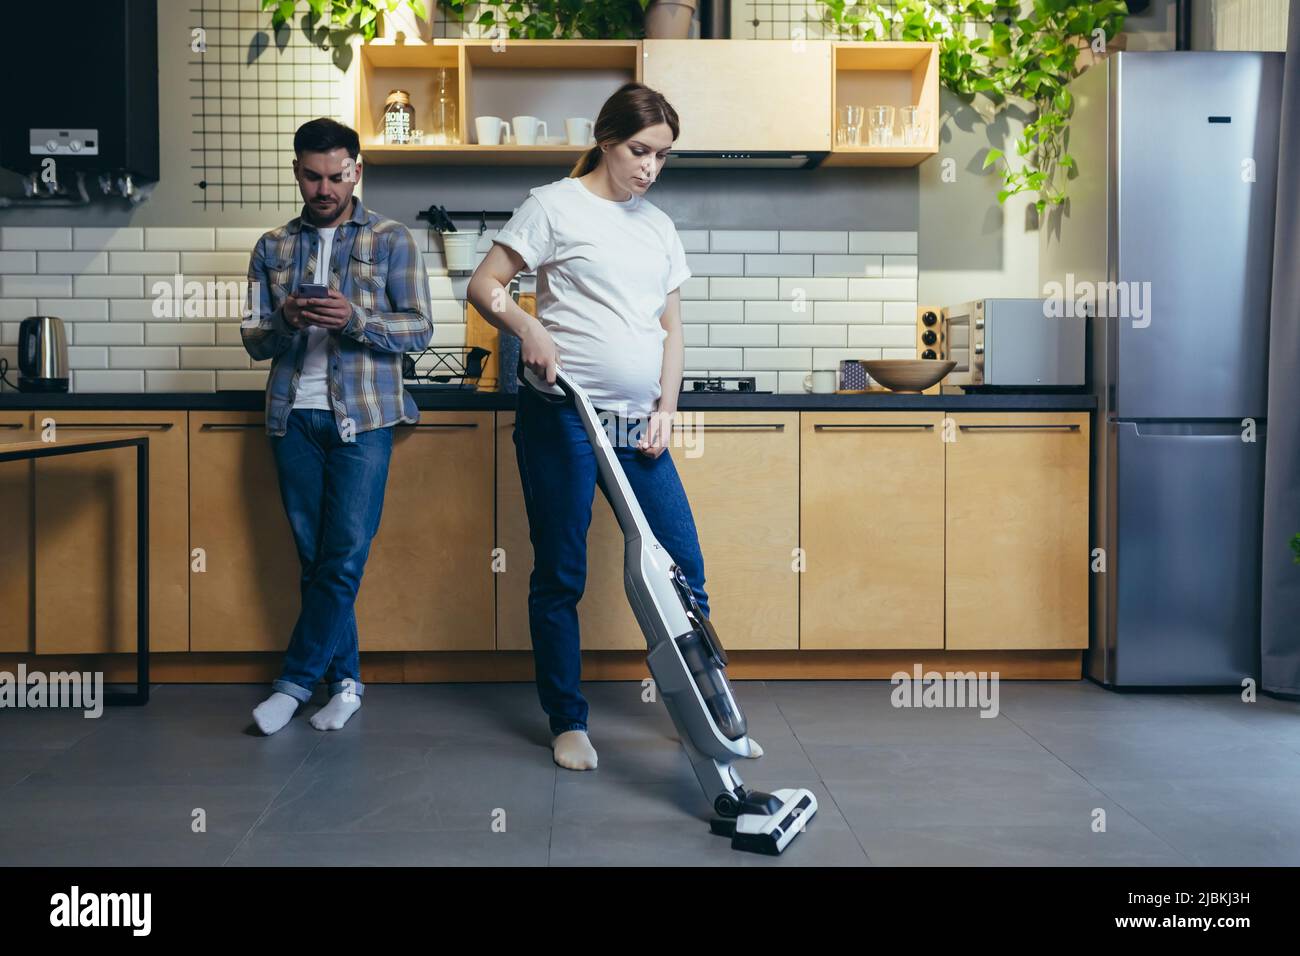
[{"xmin": 983, "ymin": 147, "xmax": 1004, "ymax": 169}]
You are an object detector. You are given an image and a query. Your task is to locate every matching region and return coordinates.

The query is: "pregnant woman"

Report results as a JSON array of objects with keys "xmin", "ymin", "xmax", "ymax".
[{"xmin": 467, "ymin": 82, "xmax": 760, "ymax": 771}]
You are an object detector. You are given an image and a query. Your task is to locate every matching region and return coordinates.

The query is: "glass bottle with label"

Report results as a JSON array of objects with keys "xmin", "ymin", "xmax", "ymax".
[{"xmin": 382, "ymin": 89, "xmax": 415, "ymax": 145}]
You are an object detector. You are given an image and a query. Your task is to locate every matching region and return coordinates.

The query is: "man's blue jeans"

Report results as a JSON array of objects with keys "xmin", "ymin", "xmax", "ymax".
[
  {"xmin": 513, "ymin": 385, "xmax": 710, "ymax": 736},
  {"xmin": 268, "ymin": 408, "xmax": 393, "ymax": 703}
]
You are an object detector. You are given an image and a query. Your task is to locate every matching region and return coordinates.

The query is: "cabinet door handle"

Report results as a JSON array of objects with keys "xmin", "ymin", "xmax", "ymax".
[
  {"xmin": 671, "ymin": 423, "xmax": 786, "ymax": 432},
  {"xmin": 199, "ymin": 423, "xmax": 264, "ymax": 431},
  {"xmin": 957, "ymin": 424, "xmax": 1080, "ymax": 432},
  {"xmin": 813, "ymin": 423, "xmax": 935, "ymax": 431},
  {"xmin": 48, "ymin": 422, "xmax": 174, "ymax": 431},
  {"xmin": 0, "ymin": 422, "xmax": 26, "ymax": 430}
]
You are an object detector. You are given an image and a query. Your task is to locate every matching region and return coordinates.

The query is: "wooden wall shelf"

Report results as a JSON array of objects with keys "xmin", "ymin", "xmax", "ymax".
[{"xmin": 356, "ymin": 39, "xmax": 939, "ymax": 167}]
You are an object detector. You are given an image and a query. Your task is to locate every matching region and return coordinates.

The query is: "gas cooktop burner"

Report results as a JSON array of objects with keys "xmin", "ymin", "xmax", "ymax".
[{"xmin": 682, "ymin": 375, "xmax": 769, "ymax": 394}]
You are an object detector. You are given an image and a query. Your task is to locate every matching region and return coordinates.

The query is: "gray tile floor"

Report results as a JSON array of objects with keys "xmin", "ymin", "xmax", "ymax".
[{"xmin": 2, "ymin": 679, "xmax": 1298, "ymax": 866}]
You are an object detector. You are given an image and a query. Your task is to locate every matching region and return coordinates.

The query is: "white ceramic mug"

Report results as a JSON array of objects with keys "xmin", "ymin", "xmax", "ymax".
[
  {"xmin": 565, "ymin": 117, "xmax": 594, "ymax": 145},
  {"xmin": 512, "ymin": 116, "xmax": 549, "ymax": 146},
  {"xmin": 803, "ymin": 370, "xmax": 837, "ymax": 394},
  {"xmin": 475, "ymin": 116, "xmax": 512, "ymax": 145}
]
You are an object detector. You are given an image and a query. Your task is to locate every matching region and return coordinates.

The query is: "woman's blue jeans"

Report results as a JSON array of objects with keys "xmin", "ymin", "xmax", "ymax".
[
  {"xmin": 268, "ymin": 408, "xmax": 393, "ymax": 702},
  {"xmin": 513, "ymin": 385, "xmax": 710, "ymax": 736}
]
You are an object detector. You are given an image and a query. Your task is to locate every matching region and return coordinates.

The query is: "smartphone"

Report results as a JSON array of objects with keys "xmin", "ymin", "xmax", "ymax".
[{"xmin": 297, "ymin": 283, "xmax": 329, "ymax": 299}]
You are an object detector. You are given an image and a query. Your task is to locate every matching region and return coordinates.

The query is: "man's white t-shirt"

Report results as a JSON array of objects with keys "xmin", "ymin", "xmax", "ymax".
[
  {"xmin": 493, "ymin": 176, "xmax": 692, "ymax": 417},
  {"xmin": 293, "ymin": 226, "xmax": 336, "ymax": 411}
]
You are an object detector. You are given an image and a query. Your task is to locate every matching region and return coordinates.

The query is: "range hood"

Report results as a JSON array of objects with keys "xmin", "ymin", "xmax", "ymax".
[{"xmin": 667, "ymin": 151, "xmax": 827, "ymax": 169}]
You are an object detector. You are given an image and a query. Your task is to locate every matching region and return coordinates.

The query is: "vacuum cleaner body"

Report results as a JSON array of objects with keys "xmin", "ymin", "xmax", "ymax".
[{"xmin": 520, "ymin": 362, "xmax": 817, "ymax": 855}]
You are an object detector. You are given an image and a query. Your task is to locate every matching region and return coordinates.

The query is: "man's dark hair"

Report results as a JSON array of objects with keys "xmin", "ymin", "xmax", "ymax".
[{"xmin": 294, "ymin": 118, "xmax": 360, "ymax": 159}]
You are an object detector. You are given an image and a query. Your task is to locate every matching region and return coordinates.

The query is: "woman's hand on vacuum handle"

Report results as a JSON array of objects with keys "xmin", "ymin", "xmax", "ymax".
[{"xmin": 521, "ymin": 323, "xmax": 559, "ymax": 385}]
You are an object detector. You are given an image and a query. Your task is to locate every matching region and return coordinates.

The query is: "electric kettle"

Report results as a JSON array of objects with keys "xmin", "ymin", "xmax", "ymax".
[{"xmin": 17, "ymin": 316, "xmax": 69, "ymax": 392}]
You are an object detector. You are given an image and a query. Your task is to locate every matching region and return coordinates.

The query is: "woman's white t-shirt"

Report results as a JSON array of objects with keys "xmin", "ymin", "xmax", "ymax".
[{"xmin": 493, "ymin": 176, "xmax": 692, "ymax": 416}]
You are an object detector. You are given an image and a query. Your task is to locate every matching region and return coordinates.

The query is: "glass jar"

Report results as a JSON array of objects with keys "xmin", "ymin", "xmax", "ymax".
[{"xmin": 382, "ymin": 89, "xmax": 415, "ymax": 145}]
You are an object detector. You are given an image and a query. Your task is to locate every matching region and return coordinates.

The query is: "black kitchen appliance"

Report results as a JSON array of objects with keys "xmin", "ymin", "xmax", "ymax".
[{"xmin": 17, "ymin": 316, "xmax": 70, "ymax": 393}]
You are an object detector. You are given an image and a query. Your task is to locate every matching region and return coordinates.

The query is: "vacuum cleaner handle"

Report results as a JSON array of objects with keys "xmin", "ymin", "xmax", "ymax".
[{"xmin": 518, "ymin": 357, "xmax": 575, "ymax": 405}]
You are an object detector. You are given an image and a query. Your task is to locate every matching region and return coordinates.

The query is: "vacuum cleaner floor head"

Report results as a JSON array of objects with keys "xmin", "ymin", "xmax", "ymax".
[{"xmin": 710, "ymin": 788, "xmax": 819, "ymax": 855}]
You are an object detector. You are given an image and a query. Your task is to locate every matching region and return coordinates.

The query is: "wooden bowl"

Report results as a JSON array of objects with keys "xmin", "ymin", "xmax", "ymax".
[{"xmin": 863, "ymin": 359, "xmax": 956, "ymax": 393}]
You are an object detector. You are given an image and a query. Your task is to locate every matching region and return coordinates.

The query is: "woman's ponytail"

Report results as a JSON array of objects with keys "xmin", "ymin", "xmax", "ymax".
[{"xmin": 567, "ymin": 145, "xmax": 601, "ymax": 179}]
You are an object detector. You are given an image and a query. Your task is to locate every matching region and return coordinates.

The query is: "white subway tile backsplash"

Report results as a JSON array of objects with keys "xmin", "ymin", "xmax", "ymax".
[
  {"xmin": 779, "ymin": 325, "xmax": 847, "ymax": 347},
  {"xmin": 679, "ymin": 276, "xmax": 709, "ymax": 300},
  {"xmin": 682, "ymin": 324, "xmax": 708, "ymax": 347},
  {"xmin": 0, "ymin": 299, "xmax": 36, "ymax": 320},
  {"xmin": 743, "ymin": 348, "xmax": 812, "ymax": 370},
  {"xmin": 180, "ymin": 252, "xmax": 249, "ymax": 274},
  {"xmin": 0, "ymin": 252, "xmax": 37, "ymax": 273},
  {"xmin": 3, "ymin": 275, "xmax": 72, "ymax": 297},
  {"xmin": 2, "ymin": 227, "xmax": 72, "ymax": 251},
  {"xmin": 883, "ymin": 255, "xmax": 918, "ymax": 277},
  {"xmin": 709, "ymin": 324, "xmax": 778, "ymax": 347},
  {"xmin": 110, "ymin": 347, "xmax": 179, "ymax": 369},
  {"xmin": 849, "ymin": 231, "xmax": 918, "ymax": 254},
  {"xmin": 780, "ymin": 231, "xmax": 847, "ymax": 254},
  {"xmin": 883, "ymin": 302, "xmax": 919, "ymax": 324},
  {"xmin": 74, "ymin": 275, "xmax": 145, "ymax": 298},
  {"xmin": 815, "ymin": 301, "xmax": 883, "ymax": 324},
  {"xmin": 110, "ymin": 251, "xmax": 181, "ymax": 273},
  {"xmin": 686, "ymin": 253, "xmax": 744, "ymax": 276},
  {"xmin": 680, "ymin": 300, "xmax": 744, "ymax": 324},
  {"xmin": 848, "ymin": 324, "xmax": 917, "ymax": 348},
  {"xmin": 708, "ymin": 277, "xmax": 779, "ymax": 300},
  {"xmin": 216, "ymin": 370, "xmax": 269, "ymax": 390},
  {"xmin": 678, "ymin": 230, "xmax": 709, "ymax": 252},
  {"xmin": 147, "ymin": 370, "xmax": 215, "ymax": 392},
  {"xmin": 778, "ymin": 277, "xmax": 848, "ymax": 301},
  {"xmin": 745, "ymin": 300, "xmax": 813, "ymax": 324},
  {"xmin": 1, "ymin": 223, "xmax": 928, "ymax": 392},
  {"xmin": 38, "ymin": 251, "xmax": 108, "ymax": 274},
  {"xmin": 710, "ymin": 230, "xmax": 778, "ymax": 253},
  {"xmin": 146, "ymin": 228, "xmax": 215, "ymax": 251},
  {"xmin": 74, "ymin": 323, "xmax": 144, "ymax": 346},
  {"xmin": 684, "ymin": 347, "xmax": 744, "ymax": 369},
  {"xmin": 180, "ymin": 347, "xmax": 250, "ymax": 369},
  {"xmin": 67, "ymin": 346, "xmax": 109, "ymax": 368},
  {"xmin": 429, "ymin": 324, "xmax": 467, "ymax": 347},
  {"xmin": 73, "ymin": 370, "xmax": 143, "ymax": 392},
  {"xmin": 848, "ymin": 277, "xmax": 918, "ymax": 301},
  {"xmin": 74, "ymin": 228, "xmax": 144, "ymax": 251},
  {"xmin": 814, "ymin": 254, "xmax": 883, "ymax": 277},
  {"xmin": 215, "ymin": 227, "xmax": 270, "ymax": 251},
  {"xmin": 147, "ymin": 324, "xmax": 216, "ymax": 346},
  {"xmin": 745, "ymin": 254, "xmax": 813, "ymax": 276},
  {"xmin": 35, "ymin": 298, "xmax": 108, "ymax": 321}
]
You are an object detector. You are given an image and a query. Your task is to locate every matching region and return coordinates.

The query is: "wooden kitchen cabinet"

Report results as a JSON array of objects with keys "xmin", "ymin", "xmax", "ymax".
[
  {"xmin": 0, "ymin": 411, "xmax": 36, "ymax": 653},
  {"xmin": 354, "ymin": 413, "xmax": 494, "ymax": 650},
  {"xmin": 188, "ymin": 412, "xmax": 299, "ymax": 652},
  {"xmin": 495, "ymin": 410, "xmax": 799, "ymax": 651},
  {"xmin": 945, "ymin": 413, "xmax": 1090, "ymax": 650},
  {"xmin": 33, "ymin": 410, "xmax": 189, "ymax": 654},
  {"xmin": 800, "ymin": 412, "xmax": 946, "ymax": 649},
  {"xmin": 641, "ymin": 40, "xmax": 833, "ymax": 152}
]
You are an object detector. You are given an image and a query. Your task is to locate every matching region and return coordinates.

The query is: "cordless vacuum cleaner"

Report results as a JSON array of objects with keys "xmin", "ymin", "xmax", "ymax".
[{"xmin": 521, "ymin": 362, "xmax": 817, "ymax": 855}]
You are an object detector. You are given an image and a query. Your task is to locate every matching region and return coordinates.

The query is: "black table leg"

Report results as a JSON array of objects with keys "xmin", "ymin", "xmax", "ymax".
[{"xmin": 107, "ymin": 436, "xmax": 149, "ymax": 706}]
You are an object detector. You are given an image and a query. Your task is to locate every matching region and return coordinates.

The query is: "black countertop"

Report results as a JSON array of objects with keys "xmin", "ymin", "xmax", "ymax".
[{"xmin": 0, "ymin": 389, "xmax": 1097, "ymax": 412}]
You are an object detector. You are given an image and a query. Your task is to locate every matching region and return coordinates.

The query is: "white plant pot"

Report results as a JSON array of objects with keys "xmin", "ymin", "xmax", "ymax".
[
  {"xmin": 379, "ymin": 4, "xmax": 434, "ymax": 43},
  {"xmin": 645, "ymin": 0, "xmax": 698, "ymax": 39}
]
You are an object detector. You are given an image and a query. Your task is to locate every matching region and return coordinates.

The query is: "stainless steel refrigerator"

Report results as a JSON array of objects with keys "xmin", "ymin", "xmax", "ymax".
[{"xmin": 1040, "ymin": 52, "xmax": 1283, "ymax": 687}]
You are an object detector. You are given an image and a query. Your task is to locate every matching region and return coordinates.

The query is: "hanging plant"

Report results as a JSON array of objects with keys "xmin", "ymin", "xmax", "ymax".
[
  {"xmin": 260, "ymin": 0, "xmax": 429, "ymax": 69},
  {"xmin": 816, "ymin": 0, "xmax": 1130, "ymax": 214},
  {"xmin": 1291, "ymin": 532, "xmax": 1300, "ymax": 565},
  {"xmin": 437, "ymin": 1, "xmax": 652, "ymax": 40}
]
